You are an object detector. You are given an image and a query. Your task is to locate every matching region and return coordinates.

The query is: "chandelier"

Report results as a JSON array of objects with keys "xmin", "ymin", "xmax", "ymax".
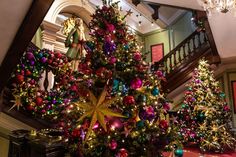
[{"xmin": 201, "ymin": 0, "xmax": 236, "ymax": 13}]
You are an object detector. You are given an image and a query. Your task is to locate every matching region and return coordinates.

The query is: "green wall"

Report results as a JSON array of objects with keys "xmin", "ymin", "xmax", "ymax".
[
  {"xmin": 170, "ymin": 12, "xmax": 195, "ymax": 47},
  {"xmin": 143, "ymin": 12, "xmax": 195, "ymax": 62}
]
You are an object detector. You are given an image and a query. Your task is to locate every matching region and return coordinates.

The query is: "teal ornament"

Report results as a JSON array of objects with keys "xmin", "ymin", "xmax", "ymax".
[
  {"xmin": 197, "ymin": 113, "xmax": 205, "ymax": 122},
  {"xmin": 112, "ymin": 79, "xmax": 119, "ymax": 93},
  {"xmin": 151, "ymin": 87, "xmax": 159, "ymax": 96},
  {"xmin": 181, "ymin": 104, "xmax": 186, "ymax": 108},
  {"xmin": 174, "ymin": 149, "xmax": 183, "ymax": 157},
  {"xmin": 188, "ymin": 87, "xmax": 192, "ymax": 91},
  {"xmin": 38, "ymin": 53, "xmax": 43, "ymax": 58},
  {"xmin": 137, "ymin": 95, "xmax": 147, "ymax": 103},
  {"xmin": 136, "ymin": 120, "xmax": 145, "ymax": 129},
  {"xmin": 124, "ymin": 44, "xmax": 129, "ymax": 50},
  {"xmin": 220, "ymin": 93, "xmax": 225, "ymax": 98}
]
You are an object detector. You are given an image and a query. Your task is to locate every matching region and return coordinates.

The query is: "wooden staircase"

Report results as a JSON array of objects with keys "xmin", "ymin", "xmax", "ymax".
[{"xmin": 154, "ymin": 12, "xmax": 220, "ymax": 92}]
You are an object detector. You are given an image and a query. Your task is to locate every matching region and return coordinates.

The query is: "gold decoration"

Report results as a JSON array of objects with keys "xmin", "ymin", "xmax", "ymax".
[
  {"xmin": 199, "ymin": 122, "xmax": 207, "ymax": 130},
  {"xmin": 74, "ymin": 86, "xmax": 125, "ymax": 139},
  {"xmin": 9, "ymin": 95, "xmax": 22, "ymax": 111},
  {"xmin": 62, "ymin": 17, "xmax": 76, "ymax": 36}
]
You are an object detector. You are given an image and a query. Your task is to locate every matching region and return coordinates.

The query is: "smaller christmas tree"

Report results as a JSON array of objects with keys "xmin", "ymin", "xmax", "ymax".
[{"xmin": 177, "ymin": 59, "xmax": 236, "ymax": 152}]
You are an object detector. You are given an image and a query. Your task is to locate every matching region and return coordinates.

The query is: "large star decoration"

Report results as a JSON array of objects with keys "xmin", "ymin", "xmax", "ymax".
[
  {"xmin": 74, "ymin": 86, "xmax": 125, "ymax": 140},
  {"xmin": 9, "ymin": 95, "xmax": 22, "ymax": 111}
]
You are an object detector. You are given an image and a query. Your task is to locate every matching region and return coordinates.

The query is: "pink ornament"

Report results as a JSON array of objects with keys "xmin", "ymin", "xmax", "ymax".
[
  {"xmin": 108, "ymin": 139, "xmax": 118, "ymax": 150},
  {"xmin": 130, "ymin": 77, "xmax": 142, "ymax": 89},
  {"xmin": 109, "ymin": 56, "xmax": 117, "ymax": 64},
  {"xmin": 223, "ymin": 105, "xmax": 230, "ymax": 111},
  {"xmin": 111, "ymin": 118, "xmax": 123, "ymax": 129},
  {"xmin": 146, "ymin": 106, "xmax": 154, "ymax": 115},
  {"xmin": 107, "ymin": 23, "xmax": 115, "ymax": 32},
  {"xmin": 133, "ymin": 52, "xmax": 141, "ymax": 61},
  {"xmin": 156, "ymin": 70, "xmax": 163, "ymax": 78}
]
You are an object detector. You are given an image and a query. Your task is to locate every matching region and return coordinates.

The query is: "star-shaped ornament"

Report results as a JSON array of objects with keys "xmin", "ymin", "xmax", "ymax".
[
  {"xmin": 122, "ymin": 126, "xmax": 132, "ymax": 137},
  {"xmin": 9, "ymin": 95, "xmax": 22, "ymax": 111},
  {"xmin": 74, "ymin": 86, "xmax": 125, "ymax": 140},
  {"xmin": 126, "ymin": 9, "xmax": 133, "ymax": 16}
]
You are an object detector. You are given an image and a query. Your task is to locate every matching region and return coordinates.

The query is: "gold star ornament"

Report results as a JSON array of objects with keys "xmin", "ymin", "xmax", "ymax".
[
  {"xmin": 9, "ymin": 95, "xmax": 22, "ymax": 111},
  {"xmin": 73, "ymin": 86, "xmax": 125, "ymax": 139}
]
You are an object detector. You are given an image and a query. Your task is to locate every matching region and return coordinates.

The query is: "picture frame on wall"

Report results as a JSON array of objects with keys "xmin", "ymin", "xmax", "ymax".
[
  {"xmin": 231, "ymin": 81, "xmax": 236, "ymax": 113},
  {"xmin": 151, "ymin": 43, "xmax": 164, "ymax": 64}
]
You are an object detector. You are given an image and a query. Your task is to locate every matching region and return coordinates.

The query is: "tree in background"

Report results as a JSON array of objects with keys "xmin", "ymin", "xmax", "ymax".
[
  {"xmin": 60, "ymin": 1, "xmax": 181, "ymax": 156},
  {"xmin": 177, "ymin": 59, "xmax": 236, "ymax": 152}
]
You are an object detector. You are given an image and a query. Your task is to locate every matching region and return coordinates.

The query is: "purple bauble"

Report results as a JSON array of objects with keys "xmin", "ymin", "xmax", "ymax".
[
  {"xmin": 41, "ymin": 57, "xmax": 47, "ymax": 63},
  {"xmin": 30, "ymin": 60, "xmax": 35, "ymax": 65},
  {"xmin": 26, "ymin": 52, "xmax": 35, "ymax": 60},
  {"xmin": 139, "ymin": 106, "xmax": 155, "ymax": 121}
]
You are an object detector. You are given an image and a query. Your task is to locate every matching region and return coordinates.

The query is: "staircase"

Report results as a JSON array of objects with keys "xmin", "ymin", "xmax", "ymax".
[{"xmin": 154, "ymin": 12, "xmax": 220, "ymax": 92}]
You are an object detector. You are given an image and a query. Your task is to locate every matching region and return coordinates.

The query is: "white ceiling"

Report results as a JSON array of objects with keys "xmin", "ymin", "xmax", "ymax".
[{"xmin": 0, "ymin": 0, "xmax": 32, "ymax": 65}]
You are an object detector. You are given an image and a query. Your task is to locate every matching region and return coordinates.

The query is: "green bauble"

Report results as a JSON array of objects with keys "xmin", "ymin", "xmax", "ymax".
[{"xmin": 174, "ymin": 149, "xmax": 183, "ymax": 157}]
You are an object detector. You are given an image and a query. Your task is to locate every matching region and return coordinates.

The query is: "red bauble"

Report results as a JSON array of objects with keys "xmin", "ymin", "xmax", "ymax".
[
  {"xmin": 159, "ymin": 120, "xmax": 169, "ymax": 129},
  {"xmin": 123, "ymin": 96, "xmax": 135, "ymax": 105},
  {"xmin": 117, "ymin": 148, "xmax": 128, "ymax": 157},
  {"xmin": 25, "ymin": 70, "xmax": 31, "ymax": 76},
  {"xmin": 27, "ymin": 105, "xmax": 34, "ymax": 111},
  {"xmin": 36, "ymin": 97, "xmax": 43, "ymax": 106},
  {"xmin": 71, "ymin": 128, "xmax": 80, "ymax": 137},
  {"xmin": 16, "ymin": 75, "xmax": 24, "ymax": 83}
]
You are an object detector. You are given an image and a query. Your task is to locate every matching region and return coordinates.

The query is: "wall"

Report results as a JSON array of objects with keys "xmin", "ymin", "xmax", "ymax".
[
  {"xmin": 169, "ymin": 11, "xmax": 195, "ymax": 48},
  {"xmin": 143, "ymin": 12, "xmax": 195, "ymax": 62}
]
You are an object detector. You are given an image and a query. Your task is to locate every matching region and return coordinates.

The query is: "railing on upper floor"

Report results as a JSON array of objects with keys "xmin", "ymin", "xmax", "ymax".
[
  {"xmin": 154, "ymin": 28, "xmax": 220, "ymax": 92},
  {"xmin": 155, "ymin": 29, "xmax": 208, "ymax": 76}
]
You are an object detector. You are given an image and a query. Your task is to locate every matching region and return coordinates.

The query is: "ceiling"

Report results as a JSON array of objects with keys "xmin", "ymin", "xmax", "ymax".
[{"xmin": 0, "ymin": 0, "xmax": 236, "ymax": 69}]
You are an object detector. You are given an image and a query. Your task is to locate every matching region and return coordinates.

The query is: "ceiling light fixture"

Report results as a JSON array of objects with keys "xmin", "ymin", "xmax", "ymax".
[{"xmin": 201, "ymin": 0, "xmax": 236, "ymax": 14}]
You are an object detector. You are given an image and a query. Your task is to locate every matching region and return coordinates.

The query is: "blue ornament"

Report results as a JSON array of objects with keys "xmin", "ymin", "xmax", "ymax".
[
  {"xmin": 123, "ymin": 111, "xmax": 132, "ymax": 118},
  {"xmin": 121, "ymin": 84, "xmax": 128, "ymax": 95},
  {"xmin": 151, "ymin": 87, "xmax": 159, "ymax": 96},
  {"xmin": 174, "ymin": 149, "xmax": 183, "ymax": 157}
]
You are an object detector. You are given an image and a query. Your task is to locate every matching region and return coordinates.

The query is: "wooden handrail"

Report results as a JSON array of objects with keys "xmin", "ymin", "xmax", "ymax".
[{"xmin": 154, "ymin": 29, "xmax": 208, "ymax": 75}]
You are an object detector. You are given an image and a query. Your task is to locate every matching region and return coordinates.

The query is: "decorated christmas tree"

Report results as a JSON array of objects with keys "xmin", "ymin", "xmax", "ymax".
[
  {"xmin": 61, "ymin": 1, "xmax": 181, "ymax": 156},
  {"xmin": 10, "ymin": 1, "xmax": 181, "ymax": 156},
  {"xmin": 177, "ymin": 59, "xmax": 236, "ymax": 152}
]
